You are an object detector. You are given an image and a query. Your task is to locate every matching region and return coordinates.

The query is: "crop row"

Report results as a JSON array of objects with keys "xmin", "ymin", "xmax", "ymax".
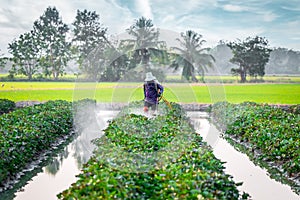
[
  {"xmin": 210, "ymin": 102, "xmax": 300, "ymax": 193},
  {"xmin": 0, "ymin": 100, "xmax": 74, "ymax": 187},
  {"xmin": 58, "ymin": 102, "xmax": 249, "ymax": 199},
  {"xmin": 0, "ymin": 99, "xmax": 15, "ymax": 115}
]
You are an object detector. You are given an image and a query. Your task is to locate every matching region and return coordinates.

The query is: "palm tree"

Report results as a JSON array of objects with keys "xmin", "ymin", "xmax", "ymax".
[
  {"xmin": 170, "ymin": 30, "xmax": 215, "ymax": 82},
  {"xmin": 121, "ymin": 17, "xmax": 166, "ymax": 71}
]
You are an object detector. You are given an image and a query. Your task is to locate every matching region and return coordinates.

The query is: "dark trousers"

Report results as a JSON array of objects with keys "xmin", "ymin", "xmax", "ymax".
[{"xmin": 144, "ymin": 101, "xmax": 157, "ymax": 111}]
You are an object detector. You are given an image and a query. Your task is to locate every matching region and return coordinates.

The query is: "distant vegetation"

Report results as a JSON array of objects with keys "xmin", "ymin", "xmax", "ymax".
[
  {"xmin": 211, "ymin": 45, "xmax": 300, "ymax": 76},
  {"xmin": 0, "ymin": 7, "xmax": 299, "ymax": 83}
]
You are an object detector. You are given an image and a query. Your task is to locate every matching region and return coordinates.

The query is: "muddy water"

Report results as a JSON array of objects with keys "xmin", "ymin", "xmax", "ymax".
[{"xmin": 188, "ymin": 111, "xmax": 299, "ymax": 200}]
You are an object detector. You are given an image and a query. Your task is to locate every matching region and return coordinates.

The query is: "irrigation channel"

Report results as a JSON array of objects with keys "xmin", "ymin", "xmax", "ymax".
[{"xmin": 1, "ymin": 109, "xmax": 299, "ymax": 200}]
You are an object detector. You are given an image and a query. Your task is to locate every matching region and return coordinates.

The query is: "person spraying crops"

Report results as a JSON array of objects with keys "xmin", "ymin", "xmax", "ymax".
[{"xmin": 143, "ymin": 72, "xmax": 164, "ymax": 114}]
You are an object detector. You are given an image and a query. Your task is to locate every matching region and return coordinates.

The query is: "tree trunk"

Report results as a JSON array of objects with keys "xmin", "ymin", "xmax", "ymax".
[
  {"xmin": 25, "ymin": 63, "xmax": 32, "ymax": 80},
  {"xmin": 53, "ymin": 70, "xmax": 59, "ymax": 80},
  {"xmin": 239, "ymin": 65, "xmax": 247, "ymax": 83},
  {"xmin": 142, "ymin": 48, "xmax": 150, "ymax": 66},
  {"xmin": 199, "ymin": 68, "xmax": 205, "ymax": 83},
  {"xmin": 191, "ymin": 72, "xmax": 198, "ymax": 82},
  {"xmin": 240, "ymin": 70, "xmax": 246, "ymax": 83}
]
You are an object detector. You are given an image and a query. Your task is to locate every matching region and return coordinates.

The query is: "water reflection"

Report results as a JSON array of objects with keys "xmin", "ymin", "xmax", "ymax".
[
  {"xmin": 188, "ymin": 112, "xmax": 299, "ymax": 200},
  {"xmin": 44, "ymin": 108, "xmax": 119, "ymax": 176},
  {"xmin": 4, "ymin": 110, "xmax": 299, "ymax": 200},
  {"xmin": 10, "ymin": 110, "xmax": 118, "ymax": 200},
  {"xmin": 45, "ymin": 146, "xmax": 69, "ymax": 176},
  {"xmin": 71, "ymin": 110, "xmax": 119, "ymax": 168}
]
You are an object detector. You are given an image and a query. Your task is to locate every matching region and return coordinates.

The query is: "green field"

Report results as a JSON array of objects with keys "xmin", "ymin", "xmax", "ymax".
[{"xmin": 0, "ymin": 81, "xmax": 299, "ymax": 104}]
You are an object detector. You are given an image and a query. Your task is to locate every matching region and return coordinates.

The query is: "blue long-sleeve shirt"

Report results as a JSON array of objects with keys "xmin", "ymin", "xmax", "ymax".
[{"xmin": 143, "ymin": 81, "xmax": 164, "ymax": 104}]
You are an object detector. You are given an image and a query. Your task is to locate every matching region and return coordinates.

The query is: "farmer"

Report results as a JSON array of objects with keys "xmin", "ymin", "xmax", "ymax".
[{"xmin": 143, "ymin": 72, "xmax": 164, "ymax": 113}]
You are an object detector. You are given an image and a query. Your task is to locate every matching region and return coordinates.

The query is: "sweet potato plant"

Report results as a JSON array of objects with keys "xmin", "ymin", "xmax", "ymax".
[
  {"xmin": 58, "ymin": 102, "xmax": 249, "ymax": 199},
  {"xmin": 0, "ymin": 99, "xmax": 15, "ymax": 115},
  {"xmin": 211, "ymin": 102, "xmax": 300, "ymax": 194},
  {"xmin": 0, "ymin": 100, "xmax": 73, "ymax": 186}
]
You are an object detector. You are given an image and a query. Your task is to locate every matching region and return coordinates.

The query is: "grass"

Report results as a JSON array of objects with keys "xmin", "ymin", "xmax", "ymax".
[
  {"xmin": 223, "ymin": 84, "xmax": 300, "ymax": 104},
  {"xmin": 0, "ymin": 81, "xmax": 300, "ymax": 104}
]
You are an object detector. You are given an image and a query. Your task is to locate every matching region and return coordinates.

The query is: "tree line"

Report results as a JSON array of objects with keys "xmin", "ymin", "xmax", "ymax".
[{"xmin": 0, "ymin": 6, "xmax": 275, "ymax": 83}]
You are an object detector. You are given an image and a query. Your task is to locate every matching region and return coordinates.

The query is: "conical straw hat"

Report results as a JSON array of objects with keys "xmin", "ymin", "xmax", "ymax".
[{"xmin": 144, "ymin": 72, "xmax": 156, "ymax": 81}]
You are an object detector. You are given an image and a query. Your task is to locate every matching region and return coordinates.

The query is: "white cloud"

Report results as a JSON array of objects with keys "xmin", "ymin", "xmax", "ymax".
[
  {"xmin": 234, "ymin": 27, "xmax": 265, "ymax": 38},
  {"xmin": 135, "ymin": 0, "xmax": 153, "ymax": 19},
  {"xmin": 281, "ymin": 5, "xmax": 300, "ymax": 12},
  {"xmin": 262, "ymin": 12, "xmax": 278, "ymax": 22},
  {"xmin": 161, "ymin": 15, "xmax": 175, "ymax": 24},
  {"xmin": 222, "ymin": 4, "xmax": 249, "ymax": 12},
  {"xmin": 0, "ymin": 0, "xmax": 300, "ymax": 55},
  {"xmin": 287, "ymin": 20, "xmax": 300, "ymax": 27},
  {"xmin": 0, "ymin": 9, "xmax": 11, "ymax": 24},
  {"xmin": 191, "ymin": 26, "xmax": 266, "ymax": 49}
]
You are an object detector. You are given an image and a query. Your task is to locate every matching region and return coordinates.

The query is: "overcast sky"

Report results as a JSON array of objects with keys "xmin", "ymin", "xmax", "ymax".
[{"xmin": 0, "ymin": 0, "xmax": 300, "ymax": 56}]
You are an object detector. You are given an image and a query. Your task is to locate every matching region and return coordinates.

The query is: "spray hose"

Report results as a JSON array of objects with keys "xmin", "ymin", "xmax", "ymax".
[{"xmin": 158, "ymin": 95, "xmax": 172, "ymax": 110}]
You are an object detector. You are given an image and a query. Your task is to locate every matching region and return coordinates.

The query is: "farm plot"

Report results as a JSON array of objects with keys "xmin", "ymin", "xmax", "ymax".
[
  {"xmin": 0, "ymin": 100, "xmax": 74, "ymax": 191},
  {"xmin": 1, "ymin": 82, "xmax": 300, "ymax": 104},
  {"xmin": 58, "ymin": 102, "xmax": 249, "ymax": 199},
  {"xmin": 210, "ymin": 102, "xmax": 300, "ymax": 194}
]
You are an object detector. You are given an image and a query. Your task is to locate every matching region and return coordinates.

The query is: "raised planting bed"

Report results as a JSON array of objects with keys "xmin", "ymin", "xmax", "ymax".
[
  {"xmin": 210, "ymin": 101, "xmax": 300, "ymax": 194},
  {"xmin": 0, "ymin": 100, "xmax": 74, "ymax": 189},
  {"xmin": 57, "ymin": 102, "xmax": 249, "ymax": 199}
]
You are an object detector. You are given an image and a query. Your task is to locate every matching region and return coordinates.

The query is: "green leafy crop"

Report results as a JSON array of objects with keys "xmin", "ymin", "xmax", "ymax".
[
  {"xmin": 0, "ymin": 99, "xmax": 16, "ymax": 115},
  {"xmin": 58, "ymin": 102, "xmax": 249, "ymax": 199},
  {"xmin": 0, "ymin": 100, "xmax": 73, "ymax": 186},
  {"xmin": 211, "ymin": 102, "xmax": 300, "ymax": 194}
]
